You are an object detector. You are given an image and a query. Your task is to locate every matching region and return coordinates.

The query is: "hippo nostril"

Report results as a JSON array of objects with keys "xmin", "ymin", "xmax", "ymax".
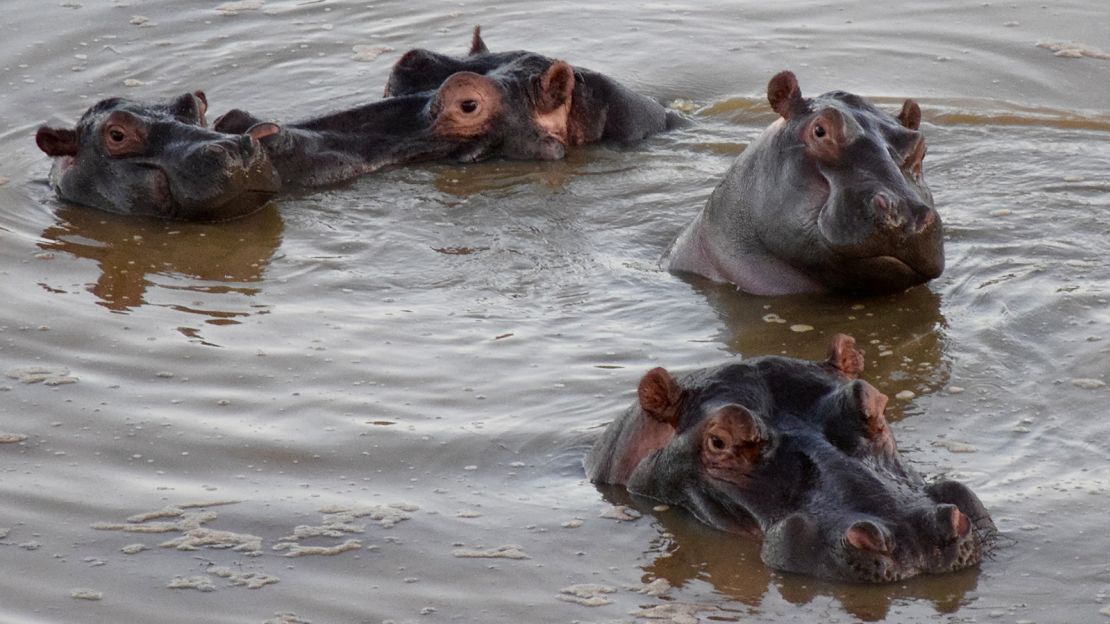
[
  {"xmin": 936, "ymin": 504, "xmax": 971, "ymax": 540},
  {"xmin": 909, "ymin": 201, "xmax": 936, "ymax": 232},
  {"xmin": 871, "ymin": 193, "xmax": 907, "ymax": 229},
  {"xmin": 846, "ymin": 520, "xmax": 892, "ymax": 555}
]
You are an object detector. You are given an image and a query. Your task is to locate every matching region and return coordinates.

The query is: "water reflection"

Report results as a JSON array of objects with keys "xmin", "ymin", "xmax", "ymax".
[
  {"xmin": 690, "ymin": 280, "xmax": 950, "ymax": 420},
  {"xmin": 598, "ymin": 486, "xmax": 981, "ymax": 622},
  {"xmin": 429, "ymin": 149, "xmax": 593, "ymax": 198},
  {"xmin": 37, "ymin": 204, "xmax": 283, "ymax": 323}
]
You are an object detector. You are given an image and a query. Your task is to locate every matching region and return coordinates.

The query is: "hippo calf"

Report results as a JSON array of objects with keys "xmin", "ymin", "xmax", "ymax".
[
  {"xmin": 383, "ymin": 26, "xmax": 679, "ymax": 160},
  {"xmin": 36, "ymin": 92, "xmax": 281, "ymax": 220},
  {"xmin": 586, "ymin": 334, "xmax": 994, "ymax": 583},
  {"xmin": 665, "ymin": 71, "xmax": 943, "ymax": 295}
]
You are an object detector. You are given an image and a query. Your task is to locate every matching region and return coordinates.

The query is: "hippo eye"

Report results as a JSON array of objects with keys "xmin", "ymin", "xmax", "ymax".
[
  {"xmin": 814, "ymin": 124, "xmax": 826, "ymax": 139},
  {"xmin": 709, "ymin": 435, "xmax": 726, "ymax": 451},
  {"xmin": 460, "ymin": 100, "xmax": 479, "ymax": 114},
  {"xmin": 108, "ymin": 127, "xmax": 126, "ymax": 143}
]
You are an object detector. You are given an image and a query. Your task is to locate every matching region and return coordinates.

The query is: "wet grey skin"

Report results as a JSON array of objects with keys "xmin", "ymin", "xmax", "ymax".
[
  {"xmin": 211, "ymin": 92, "xmax": 483, "ymax": 188},
  {"xmin": 383, "ymin": 25, "xmax": 680, "ymax": 159},
  {"xmin": 586, "ymin": 334, "xmax": 995, "ymax": 583},
  {"xmin": 211, "ymin": 48, "xmax": 609, "ymax": 176},
  {"xmin": 35, "ymin": 92, "xmax": 281, "ymax": 221},
  {"xmin": 664, "ymin": 70, "xmax": 943, "ymax": 296}
]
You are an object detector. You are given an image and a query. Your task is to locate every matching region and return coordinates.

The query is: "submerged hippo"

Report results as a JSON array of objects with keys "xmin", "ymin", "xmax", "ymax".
[
  {"xmin": 37, "ymin": 70, "xmax": 570, "ymax": 217},
  {"xmin": 383, "ymin": 26, "xmax": 678, "ymax": 159},
  {"xmin": 36, "ymin": 92, "xmax": 281, "ymax": 220},
  {"xmin": 210, "ymin": 83, "xmax": 498, "ymax": 186},
  {"xmin": 665, "ymin": 71, "xmax": 943, "ymax": 295},
  {"xmin": 586, "ymin": 334, "xmax": 994, "ymax": 583}
]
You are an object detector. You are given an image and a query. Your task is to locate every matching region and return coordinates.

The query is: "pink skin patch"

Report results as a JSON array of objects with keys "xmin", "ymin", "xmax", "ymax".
[{"xmin": 612, "ymin": 412, "xmax": 675, "ymax": 484}]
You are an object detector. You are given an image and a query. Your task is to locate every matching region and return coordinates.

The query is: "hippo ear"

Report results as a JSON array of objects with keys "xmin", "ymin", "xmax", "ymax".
[
  {"xmin": 824, "ymin": 379, "xmax": 895, "ymax": 457},
  {"xmin": 767, "ymin": 70, "xmax": 805, "ymax": 120},
  {"xmin": 638, "ymin": 367, "xmax": 683, "ymax": 426},
  {"xmin": 898, "ymin": 99, "xmax": 921, "ymax": 131},
  {"xmin": 193, "ymin": 90, "xmax": 209, "ymax": 124},
  {"xmin": 213, "ymin": 109, "xmax": 264, "ymax": 134},
  {"xmin": 246, "ymin": 122, "xmax": 281, "ymax": 141},
  {"xmin": 36, "ymin": 127, "xmax": 78, "ymax": 157},
  {"xmin": 826, "ymin": 333, "xmax": 864, "ymax": 378},
  {"xmin": 168, "ymin": 91, "xmax": 207, "ymax": 126},
  {"xmin": 386, "ymin": 49, "xmax": 438, "ymax": 97},
  {"xmin": 468, "ymin": 25, "xmax": 489, "ymax": 55},
  {"xmin": 536, "ymin": 61, "xmax": 576, "ymax": 114}
]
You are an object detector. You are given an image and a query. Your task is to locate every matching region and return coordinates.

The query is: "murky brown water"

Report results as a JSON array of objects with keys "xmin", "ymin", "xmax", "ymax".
[{"xmin": 2, "ymin": 1, "xmax": 1109, "ymax": 622}]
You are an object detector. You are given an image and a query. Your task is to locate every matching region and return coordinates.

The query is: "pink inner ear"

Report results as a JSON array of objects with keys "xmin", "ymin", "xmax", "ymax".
[
  {"xmin": 846, "ymin": 521, "xmax": 889, "ymax": 554},
  {"xmin": 246, "ymin": 122, "xmax": 281, "ymax": 141},
  {"xmin": 827, "ymin": 333, "xmax": 865, "ymax": 377},
  {"xmin": 192, "ymin": 91, "xmax": 209, "ymax": 126},
  {"xmin": 539, "ymin": 61, "xmax": 575, "ymax": 111},
  {"xmin": 35, "ymin": 127, "xmax": 78, "ymax": 157}
]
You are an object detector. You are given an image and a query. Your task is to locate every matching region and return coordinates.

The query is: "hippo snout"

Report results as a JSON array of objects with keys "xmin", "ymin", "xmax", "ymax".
[
  {"xmin": 935, "ymin": 504, "xmax": 972, "ymax": 541},
  {"xmin": 870, "ymin": 193, "xmax": 936, "ymax": 236},
  {"xmin": 194, "ymin": 137, "xmax": 258, "ymax": 169}
]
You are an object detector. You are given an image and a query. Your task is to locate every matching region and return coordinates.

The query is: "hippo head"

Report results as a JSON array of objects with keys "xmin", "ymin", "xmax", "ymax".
[
  {"xmin": 761, "ymin": 71, "xmax": 943, "ymax": 293},
  {"xmin": 383, "ymin": 26, "xmax": 526, "ymax": 98},
  {"xmin": 735, "ymin": 379, "xmax": 990, "ymax": 582},
  {"xmin": 385, "ymin": 29, "xmax": 579, "ymax": 162},
  {"xmin": 590, "ymin": 334, "xmax": 994, "ymax": 583},
  {"xmin": 421, "ymin": 55, "xmax": 577, "ymax": 162},
  {"xmin": 36, "ymin": 92, "xmax": 281, "ymax": 220}
]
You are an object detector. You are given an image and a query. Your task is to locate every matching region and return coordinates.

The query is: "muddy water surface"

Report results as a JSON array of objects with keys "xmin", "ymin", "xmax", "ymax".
[{"xmin": 1, "ymin": 1, "xmax": 1109, "ymax": 623}]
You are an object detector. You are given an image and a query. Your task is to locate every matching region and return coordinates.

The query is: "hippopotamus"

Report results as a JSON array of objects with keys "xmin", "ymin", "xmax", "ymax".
[
  {"xmin": 35, "ymin": 92, "xmax": 281, "ymax": 220},
  {"xmin": 382, "ymin": 26, "xmax": 679, "ymax": 159},
  {"xmin": 37, "ymin": 72, "xmax": 569, "ymax": 217},
  {"xmin": 210, "ymin": 85, "xmax": 495, "ymax": 186},
  {"xmin": 586, "ymin": 334, "xmax": 994, "ymax": 583},
  {"xmin": 664, "ymin": 71, "xmax": 943, "ymax": 295}
]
